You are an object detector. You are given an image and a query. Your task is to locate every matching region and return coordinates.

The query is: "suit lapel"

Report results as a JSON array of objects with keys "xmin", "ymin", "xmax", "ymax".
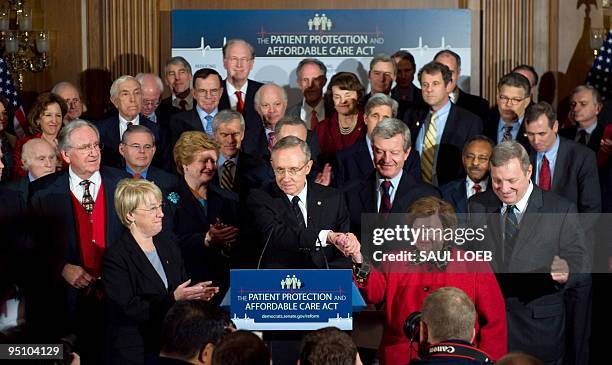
[
  {"xmin": 188, "ymin": 109, "xmax": 205, "ymax": 132},
  {"xmin": 356, "ymin": 140, "xmax": 374, "ymax": 177},
  {"xmin": 306, "ymin": 184, "xmax": 323, "ymax": 230},
  {"xmin": 439, "ymin": 103, "xmax": 457, "ymax": 144},
  {"xmin": 452, "ymin": 180, "xmax": 468, "ymax": 213},
  {"xmin": 360, "ymin": 174, "xmax": 378, "ymax": 213},
  {"xmin": 552, "ymin": 138, "xmax": 568, "ymax": 192},
  {"xmin": 512, "ymin": 187, "xmax": 543, "ymax": 259},
  {"xmin": 155, "ymin": 236, "xmax": 181, "ymax": 289},
  {"xmin": 125, "ymin": 233, "xmax": 168, "ymax": 292},
  {"xmin": 178, "ymin": 180, "xmax": 209, "ymax": 226},
  {"xmin": 390, "ymin": 173, "xmax": 414, "ymax": 213}
]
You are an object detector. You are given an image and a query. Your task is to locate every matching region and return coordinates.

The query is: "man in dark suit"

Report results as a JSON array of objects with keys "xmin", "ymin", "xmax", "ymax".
[
  {"xmin": 468, "ymin": 141, "xmax": 588, "ymax": 364},
  {"xmin": 434, "ymin": 50, "xmax": 490, "ymax": 122},
  {"xmin": 97, "ymin": 75, "xmax": 160, "ymax": 168},
  {"xmin": 560, "ymin": 85, "xmax": 604, "ymax": 154},
  {"xmin": 362, "ymin": 54, "xmax": 396, "ymax": 106},
  {"xmin": 218, "ymin": 39, "xmax": 263, "ymax": 132},
  {"xmin": 28, "ymin": 120, "xmax": 128, "ymax": 363},
  {"xmin": 286, "ymin": 58, "xmax": 329, "ymax": 129},
  {"xmin": 343, "ymin": 117, "xmax": 439, "ymax": 237},
  {"xmin": 335, "ymin": 93, "xmax": 420, "ymax": 187},
  {"xmin": 404, "ymin": 61, "xmax": 483, "ymax": 187},
  {"xmin": 247, "ymin": 136, "xmax": 354, "ymax": 269},
  {"xmin": 51, "ymin": 81, "xmax": 85, "ymax": 124},
  {"xmin": 160, "ymin": 56, "xmax": 193, "ymax": 113},
  {"xmin": 391, "ymin": 50, "xmax": 427, "ymax": 119},
  {"xmin": 211, "ymin": 109, "xmax": 250, "ymax": 197},
  {"xmin": 440, "ymin": 135, "xmax": 494, "ymax": 214},
  {"xmin": 484, "ymin": 72, "xmax": 532, "ymax": 150}
]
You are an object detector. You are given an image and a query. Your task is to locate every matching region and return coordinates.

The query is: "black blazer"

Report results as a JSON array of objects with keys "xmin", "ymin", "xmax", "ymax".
[
  {"xmin": 484, "ymin": 108, "xmax": 530, "ymax": 150},
  {"xmin": 455, "ymin": 89, "xmax": 490, "ymax": 123},
  {"xmin": 247, "ymin": 181, "xmax": 352, "ymax": 269},
  {"xmin": 0, "ymin": 175, "xmax": 29, "ymax": 208},
  {"xmin": 218, "ymin": 79, "xmax": 263, "ymax": 132},
  {"xmin": 343, "ymin": 171, "xmax": 440, "ymax": 238},
  {"xmin": 403, "ymin": 102, "xmax": 483, "ymax": 186},
  {"xmin": 210, "ymin": 151, "xmax": 255, "ymax": 200},
  {"xmin": 440, "ymin": 177, "xmax": 469, "ymax": 214},
  {"xmin": 334, "ymin": 137, "xmax": 421, "ymax": 188},
  {"xmin": 96, "ymin": 114, "xmax": 160, "ymax": 168},
  {"xmin": 145, "ymin": 165, "xmax": 179, "ymax": 195},
  {"xmin": 102, "ymin": 229, "xmax": 186, "ymax": 363},
  {"xmin": 242, "ymin": 126, "xmax": 321, "ymax": 162},
  {"xmin": 390, "ymin": 84, "xmax": 428, "ymax": 120},
  {"xmin": 558, "ymin": 122, "xmax": 604, "ymax": 154}
]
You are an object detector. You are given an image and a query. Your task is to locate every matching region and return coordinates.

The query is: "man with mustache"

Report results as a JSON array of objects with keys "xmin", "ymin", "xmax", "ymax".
[{"xmin": 440, "ymin": 135, "xmax": 494, "ymax": 213}]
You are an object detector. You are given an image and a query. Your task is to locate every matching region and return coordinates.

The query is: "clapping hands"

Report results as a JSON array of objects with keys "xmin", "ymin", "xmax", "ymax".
[{"xmin": 173, "ymin": 279, "xmax": 220, "ymax": 301}]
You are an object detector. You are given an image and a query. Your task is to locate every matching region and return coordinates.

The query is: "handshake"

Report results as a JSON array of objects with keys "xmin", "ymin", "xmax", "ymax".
[{"xmin": 327, "ymin": 232, "xmax": 364, "ymax": 264}]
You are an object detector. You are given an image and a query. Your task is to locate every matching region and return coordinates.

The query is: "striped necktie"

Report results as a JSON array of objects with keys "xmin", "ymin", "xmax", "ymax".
[
  {"xmin": 220, "ymin": 160, "xmax": 236, "ymax": 190},
  {"xmin": 421, "ymin": 112, "xmax": 437, "ymax": 183},
  {"xmin": 504, "ymin": 205, "xmax": 519, "ymax": 262}
]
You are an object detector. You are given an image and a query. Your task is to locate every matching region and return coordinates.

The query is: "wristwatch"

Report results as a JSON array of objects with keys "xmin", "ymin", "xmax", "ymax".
[{"xmin": 353, "ymin": 261, "xmax": 371, "ymax": 283}]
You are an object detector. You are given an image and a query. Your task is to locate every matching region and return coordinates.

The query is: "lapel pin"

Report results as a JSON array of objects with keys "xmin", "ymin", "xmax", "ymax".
[{"xmin": 317, "ymin": 201, "xmax": 322, "ymax": 206}]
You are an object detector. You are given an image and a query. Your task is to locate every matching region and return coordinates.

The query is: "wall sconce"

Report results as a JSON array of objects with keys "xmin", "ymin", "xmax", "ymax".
[
  {"xmin": 0, "ymin": 1, "xmax": 50, "ymax": 90},
  {"xmin": 590, "ymin": 28, "xmax": 608, "ymax": 56}
]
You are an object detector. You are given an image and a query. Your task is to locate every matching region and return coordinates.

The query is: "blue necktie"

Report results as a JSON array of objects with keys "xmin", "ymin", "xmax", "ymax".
[{"xmin": 204, "ymin": 115, "xmax": 214, "ymax": 136}]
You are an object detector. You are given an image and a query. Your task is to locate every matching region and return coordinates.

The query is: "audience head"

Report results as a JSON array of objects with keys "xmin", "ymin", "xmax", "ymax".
[
  {"xmin": 296, "ymin": 58, "xmax": 327, "ymax": 106},
  {"xmin": 173, "ymin": 131, "xmax": 219, "ymax": 187},
  {"xmin": 512, "ymin": 64, "xmax": 539, "ymax": 96},
  {"xmin": 212, "ymin": 330, "xmax": 270, "ymax": 365},
  {"xmin": 0, "ymin": 95, "xmax": 13, "ymax": 133},
  {"xmin": 570, "ymin": 85, "xmax": 602, "ymax": 128},
  {"xmin": 299, "ymin": 327, "xmax": 361, "ymax": 365},
  {"xmin": 110, "ymin": 75, "xmax": 142, "ymax": 121},
  {"xmin": 135, "ymin": 73, "xmax": 164, "ymax": 117},
  {"xmin": 434, "ymin": 50, "xmax": 461, "ymax": 93},
  {"xmin": 326, "ymin": 72, "xmax": 364, "ymax": 117},
  {"xmin": 392, "ymin": 50, "xmax": 417, "ymax": 89},
  {"xmin": 489, "ymin": 140, "xmax": 532, "ymax": 205},
  {"xmin": 408, "ymin": 197, "xmax": 457, "ymax": 252},
  {"xmin": 58, "ymin": 119, "xmax": 101, "ymax": 180},
  {"xmin": 255, "ymin": 83, "xmax": 288, "ymax": 129},
  {"xmin": 418, "ymin": 61, "xmax": 453, "ymax": 111},
  {"xmin": 160, "ymin": 300, "xmax": 230, "ymax": 365},
  {"xmin": 462, "ymin": 135, "xmax": 494, "ymax": 184},
  {"xmin": 119, "ymin": 125, "xmax": 156, "ymax": 173},
  {"xmin": 223, "ymin": 39, "xmax": 255, "ymax": 86},
  {"xmin": 496, "ymin": 352, "xmax": 544, "ymax": 365},
  {"xmin": 51, "ymin": 81, "xmax": 83, "ymax": 122},
  {"xmin": 114, "ymin": 179, "xmax": 163, "ymax": 238},
  {"xmin": 21, "ymin": 138, "xmax": 57, "ymax": 180},
  {"xmin": 420, "ymin": 287, "xmax": 476, "ymax": 344},
  {"xmin": 368, "ymin": 54, "xmax": 397, "ymax": 94},
  {"xmin": 271, "ymin": 136, "xmax": 312, "ymax": 196},
  {"xmin": 274, "ymin": 115, "xmax": 308, "ymax": 142},
  {"xmin": 524, "ymin": 102, "xmax": 558, "ymax": 153},
  {"xmin": 164, "ymin": 56, "xmax": 193, "ymax": 95},
  {"xmin": 213, "ymin": 109, "xmax": 245, "ymax": 159},
  {"xmin": 192, "ymin": 68, "xmax": 224, "ymax": 114},
  {"xmin": 28, "ymin": 92, "xmax": 68, "ymax": 137},
  {"xmin": 371, "ymin": 117, "xmax": 411, "ymax": 180},
  {"xmin": 496, "ymin": 72, "xmax": 532, "ymax": 123},
  {"xmin": 364, "ymin": 93, "xmax": 398, "ymax": 136}
]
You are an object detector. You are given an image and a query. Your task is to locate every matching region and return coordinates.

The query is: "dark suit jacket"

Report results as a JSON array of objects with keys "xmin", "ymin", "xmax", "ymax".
[
  {"xmin": 286, "ymin": 100, "xmax": 333, "ymax": 126},
  {"xmin": 334, "ymin": 137, "xmax": 421, "ymax": 188},
  {"xmin": 210, "ymin": 151, "xmax": 254, "ymax": 200},
  {"xmin": 0, "ymin": 175, "xmax": 29, "ymax": 208},
  {"xmin": 154, "ymin": 102, "xmax": 182, "ymax": 166},
  {"xmin": 343, "ymin": 171, "xmax": 440, "ymax": 238},
  {"xmin": 102, "ymin": 229, "xmax": 186, "ymax": 363},
  {"xmin": 218, "ymin": 79, "xmax": 263, "ymax": 132},
  {"xmin": 0, "ymin": 185, "xmax": 25, "ymax": 220},
  {"xmin": 242, "ymin": 125, "xmax": 321, "ymax": 161},
  {"xmin": 96, "ymin": 114, "xmax": 160, "ymax": 168},
  {"xmin": 145, "ymin": 165, "xmax": 179, "ymax": 195},
  {"xmin": 247, "ymin": 182, "xmax": 352, "ymax": 269},
  {"xmin": 558, "ymin": 122, "xmax": 604, "ymax": 154},
  {"xmin": 390, "ymin": 85, "xmax": 428, "ymax": 120},
  {"xmin": 455, "ymin": 89, "xmax": 490, "ymax": 123},
  {"xmin": 468, "ymin": 187, "xmax": 588, "ymax": 362},
  {"xmin": 529, "ymin": 137, "xmax": 601, "ymax": 215},
  {"xmin": 403, "ymin": 102, "xmax": 483, "ymax": 186},
  {"xmin": 484, "ymin": 109, "xmax": 530, "ymax": 150},
  {"xmin": 440, "ymin": 178, "xmax": 469, "ymax": 214}
]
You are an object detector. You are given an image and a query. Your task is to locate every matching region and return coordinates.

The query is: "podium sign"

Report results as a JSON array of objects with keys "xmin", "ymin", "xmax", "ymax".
[{"xmin": 229, "ymin": 269, "xmax": 354, "ymax": 331}]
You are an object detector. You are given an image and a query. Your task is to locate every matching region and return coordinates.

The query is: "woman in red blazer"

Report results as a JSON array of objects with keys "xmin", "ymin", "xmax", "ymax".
[{"xmin": 343, "ymin": 196, "xmax": 507, "ymax": 364}]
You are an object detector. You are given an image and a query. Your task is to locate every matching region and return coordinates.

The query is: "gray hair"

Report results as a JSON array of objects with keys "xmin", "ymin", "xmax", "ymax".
[
  {"xmin": 58, "ymin": 119, "xmax": 99, "ymax": 152},
  {"xmin": 135, "ymin": 73, "xmax": 164, "ymax": 94},
  {"xmin": 213, "ymin": 109, "xmax": 245, "ymax": 133},
  {"xmin": 254, "ymin": 82, "xmax": 288, "ymax": 107},
  {"xmin": 296, "ymin": 58, "xmax": 327, "ymax": 78},
  {"xmin": 110, "ymin": 75, "xmax": 138, "ymax": 98},
  {"xmin": 51, "ymin": 81, "xmax": 78, "ymax": 95},
  {"xmin": 369, "ymin": 53, "xmax": 397, "ymax": 75},
  {"xmin": 422, "ymin": 287, "xmax": 475, "ymax": 343},
  {"xmin": 164, "ymin": 56, "xmax": 192, "ymax": 76},
  {"xmin": 223, "ymin": 39, "xmax": 256, "ymax": 60},
  {"xmin": 274, "ymin": 115, "xmax": 307, "ymax": 137},
  {"xmin": 490, "ymin": 140, "xmax": 531, "ymax": 175},
  {"xmin": 121, "ymin": 124, "xmax": 156, "ymax": 144},
  {"xmin": 271, "ymin": 135, "xmax": 311, "ymax": 163},
  {"xmin": 370, "ymin": 117, "xmax": 412, "ymax": 151},
  {"xmin": 365, "ymin": 93, "xmax": 399, "ymax": 118},
  {"xmin": 21, "ymin": 138, "xmax": 56, "ymax": 170},
  {"xmin": 571, "ymin": 84, "xmax": 602, "ymax": 105},
  {"xmin": 434, "ymin": 49, "xmax": 462, "ymax": 72}
]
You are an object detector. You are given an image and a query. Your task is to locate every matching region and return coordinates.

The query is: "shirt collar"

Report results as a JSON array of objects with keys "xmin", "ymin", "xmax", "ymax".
[
  {"xmin": 537, "ymin": 135, "xmax": 560, "ymax": 160},
  {"xmin": 376, "ymin": 169, "xmax": 403, "ymax": 191},
  {"xmin": 503, "ymin": 181, "xmax": 533, "ymax": 215},
  {"xmin": 365, "ymin": 135, "xmax": 374, "ymax": 160},
  {"xmin": 69, "ymin": 166, "xmax": 101, "ymax": 188},
  {"xmin": 119, "ymin": 114, "xmax": 139, "ymax": 126},
  {"xmin": 466, "ymin": 176, "xmax": 488, "ymax": 191},
  {"xmin": 498, "ymin": 115, "xmax": 524, "ymax": 132},
  {"xmin": 432, "ymin": 98, "xmax": 452, "ymax": 118},
  {"xmin": 302, "ymin": 98, "xmax": 325, "ymax": 116},
  {"xmin": 579, "ymin": 122, "xmax": 598, "ymax": 134},
  {"xmin": 286, "ymin": 180, "xmax": 308, "ymax": 204},
  {"xmin": 218, "ymin": 153, "xmax": 238, "ymax": 166},
  {"xmin": 225, "ymin": 79, "xmax": 249, "ymax": 95},
  {"xmin": 126, "ymin": 165, "xmax": 148, "ymax": 179}
]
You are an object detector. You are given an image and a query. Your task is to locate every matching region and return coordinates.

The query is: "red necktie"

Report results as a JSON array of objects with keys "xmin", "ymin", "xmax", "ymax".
[
  {"xmin": 267, "ymin": 131, "xmax": 276, "ymax": 150},
  {"xmin": 379, "ymin": 181, "xmax": 393, "ymax": 215},
  {"xmin": 539, "ymin": 155, "xmax": 551, "ymax": 191},
  {"xmin": 235, "ymin": 91, "xmax": 245, "ymax": 114},
  {"xmin": 472, "ymin": 184, "xmax": 481, "ymax": 194},
  {"xmin": 132, "ymin": 173, "xmax": 141, "ymax": 179},
  {"xmin": 310, "ymin": 110, "xmax": 318, "ymax": 129}
]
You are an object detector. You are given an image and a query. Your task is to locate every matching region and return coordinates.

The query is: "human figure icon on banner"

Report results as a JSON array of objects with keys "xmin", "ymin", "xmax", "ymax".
[
  {"xmin": 297, "ymin": 279, "xmax": 302, "ymax": 289},
  {"xmin": 281, "ymin": 280, "xmax": 286, "ymax": 289},
  {"xmin": 292, "ymin": 275, "xmax": 298, "ymax": 289},
  {"xmin": 326, "ymin": 18, "xmax": 332, "ymax": 30},
  {"xmin": 308, "ymin": 18, "xmax": 314, "ymax": 31},
  {"xmin": 285, "ymin": 275, "xmax": 292, "ymax": 289},
  {"xmin": 320, "ymin": 14, "xmax": 328, "ymax": 30},
  {"xmin": 313, "ymin": 14, "xmax": 321, "ymax": 31}
]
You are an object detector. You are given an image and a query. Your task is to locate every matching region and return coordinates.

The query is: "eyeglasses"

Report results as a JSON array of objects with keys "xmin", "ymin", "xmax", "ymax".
[
  {"xmin": 463, "ymin": 154, "xmax": 490, "ymax": 163},
  {"xmin": 498, "ymin": 95, "xmax": 528, "ymax": 105},
  {"xmin": 134, "ymin": 202, "xmax": 165, "ymax": 214},
  {"xmin": 196, "ymin": 89, "xmax": 220, "ymax": 97},
  {"xmin": 142, "ymin": 99, "xmax": 160, "ymax": 108},
  {"xmin": 70, "ymin": 142, "xmax": 104, "ymax": 154},
  {"xmin": 124, "ymin": 143, "xmax": 155, "ymax": 151},
  {"xmin": 227, "ymin": 57, "xmax": 253, "ymax": 65},
  {"xmin": 273, "ymin": 162, "xmax": 309, "ymax": 177},
  {"xmin": 65, "ymin": 98, "xmax": 82, "ymax": 105}
]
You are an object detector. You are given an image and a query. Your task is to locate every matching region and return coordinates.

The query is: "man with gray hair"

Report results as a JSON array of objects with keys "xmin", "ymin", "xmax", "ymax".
[
  {"xmin": 560, "ymin": 85, "xmax": 604, "ymax": 153},
  {"xmin": 52, "ymin": 81, "xmax": 85, "ymax": 124},
  {"xmin": 160, "ymin": 56, "xmax": 193, "ymax": 112},
  {"xmin": 343, "ymin": 117, "xmax": 439, "ymax": 237},
  {"xmin": 212, "ymin": 109, "xmax": 246, "ymax": 193},
  {"xmin": 28, "ymin": 119, "xmax": 127, "ymax": 363},
  {"xmin": 97, "ymin": 75, "xmax": 160, "ymax": 168},
  {"xmin": 468, "ymin": 140, "xmax": 587, "ymax": 364},
  {"xmin": 363, "ymin": 54, "xmax": 396, "ymax": 106},
  {"xmin": 287, "ymin": 58, "xmax": 328, "ymax": 129}
]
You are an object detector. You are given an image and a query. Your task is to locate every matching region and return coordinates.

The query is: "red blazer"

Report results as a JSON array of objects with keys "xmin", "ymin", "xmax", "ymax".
[
  {"xmin": 315, "ymin": 110, "xmax": 366, "ymax": 161},
  {"xmin": 357, "ymin": 248, "xmax": 507, "ymax": 364}
]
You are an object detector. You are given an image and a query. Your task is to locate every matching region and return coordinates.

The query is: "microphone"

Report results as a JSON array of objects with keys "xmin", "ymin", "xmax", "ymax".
[
  {"xmin": 316, "ymin": 235, "xmax": 330, "ymax": 270},
  {"xmin": 256, "ymin": 227, "xmax": 274, "ymax": 270}
]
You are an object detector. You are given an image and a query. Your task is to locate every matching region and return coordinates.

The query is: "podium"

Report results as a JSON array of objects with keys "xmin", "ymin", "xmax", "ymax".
[{"xmin": 221, "ymin": 269, "xmax": 366, "ymax": 331}]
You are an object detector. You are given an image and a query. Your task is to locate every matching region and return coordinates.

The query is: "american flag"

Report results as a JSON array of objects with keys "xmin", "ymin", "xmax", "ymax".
[
  {"xmin": 586, "ymin": 29, "xmax": 611, "ymax": 101},
  {"xmin": 0, "ymin": 57, "xmax": 27, "ymax": 138}
]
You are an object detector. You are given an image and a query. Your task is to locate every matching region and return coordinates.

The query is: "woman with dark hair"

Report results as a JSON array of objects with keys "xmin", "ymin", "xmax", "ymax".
[
  {"xmin": 315, "ymin": 72, "xmax": 367, "ymax": 161},
  {"xmin": 12, "ymin": 92, "xmax": 67, "ymax": 177},
  {"xmin": 0, "ymin": 95, "xmax": 16, "ymax": 181}
]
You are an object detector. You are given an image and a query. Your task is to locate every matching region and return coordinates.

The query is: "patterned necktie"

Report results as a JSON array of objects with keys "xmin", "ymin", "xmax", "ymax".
[
  {"xmin": 379, "ymin": 180, "xmax": 393, "ymax": 215},
  {"xmin": 132, "ymin": 172, "xmax": 141, "ymax": 179},
  {"xmin": 310, "ymin": 110, "xmax": 318, "ymax": 129},
  {"xmin": 80, "ymin": 180, "xmax": 95, "ymax": 214},
  {"xmin": 504, "ymin": 205, "xmax": 519, "ymax": 262},
  {"xmin": 204, "ymin": 115, "xmax": 214, "ymax": 136},
  {"xmin": 235, "ymin": 91, "xmax": 245, "ymax": 114},
  {"xmin": 503, "ymin": 125, "xmax": 513, "ymax": 141},
  {"xmin": 291, "ymin": 196, "xmax": 306, "ymax": 229},
  {"xmin": 267, "ymin": 131, "xmax": 276, "ymax": 150},
  {"xmin": 539, "ymin": 155, "xmax": 551, "ymax": 191},
  {"xmin": 472, "ymin": 184, "xmax": 482, "ymax": 194},
  {"xmin": 421, "ymin": 113, "xmax": 437, "ymax": 183},
  {"xmin": 220, "ymin": 160, "xmax": 236, "ymax": 190},
  {"xmin": 178, "ymin": 99, "xmax": 187, "ymax": 111},
  {"xmin": 577, "ymin": 130, "xmax": 587, "ymax": 145}
]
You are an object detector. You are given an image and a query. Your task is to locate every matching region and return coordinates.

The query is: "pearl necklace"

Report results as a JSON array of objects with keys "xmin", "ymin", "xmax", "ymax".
[{"xmin": 339, "ymin": 117, "xmax": 358, "ymax": 135}]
